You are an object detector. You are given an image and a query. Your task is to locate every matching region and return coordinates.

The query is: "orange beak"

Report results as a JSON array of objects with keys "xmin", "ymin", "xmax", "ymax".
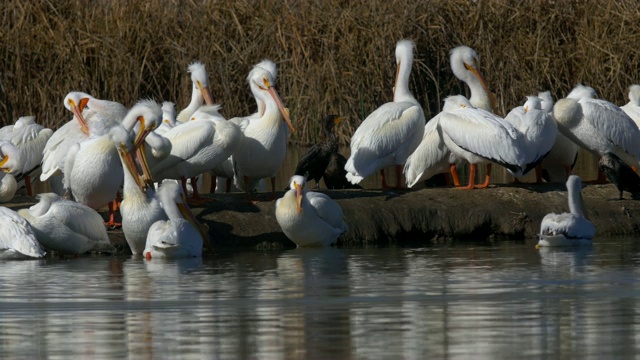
[
  {"xmin": 464, "ymin": 63, "xmax": 498, "ymax": 113},
  {"xmin": 294, "ymin": 181, "xmax": 303, "ymax": 214},
  {"xmin": 177, "ymin": 199, "xmax": 212, "ymax": 251},
  {"xmin": 265, "ymin": 79, "xmax": 296, "ymax": 134},
  {"xmin": 70, "ymin": 97, "xmax": 90, "ymax": 135},
  {"xmin": 198, "ymin": 80, "xmax": 215, "ymax": 106}
]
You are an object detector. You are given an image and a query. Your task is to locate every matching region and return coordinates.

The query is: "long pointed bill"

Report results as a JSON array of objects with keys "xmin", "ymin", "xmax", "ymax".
[
  {"xmin": 71, "ymin": 98, "xmax": 90, "ymax": 135},
  {"xmin": 294, "ymin": 182, "xmax": 303, "ymax": 214},
  {"xmin": 198, "ymin": 81, "xmax": 215, "ymax": 105},
  {"xmin": 267, "ymin": 87, "xmax": 296, "ymax": 134},
  {"xmin": 177, "ymin": 202, "xmax": 211, "ymax": 250},
  {"xmin": 0, "ymin": 155, "xmax": 10, "ymax": 173},
  {"xmin": 119, "ymin": 145, "xmax": 146, "ymax": 190},
  {"xmin": 464, "ymin": 63, "xmax": 498, "ymax": 113},
  {"xmin": 334, "ymin": 116, "xmax": 346, "ymax": 125}
]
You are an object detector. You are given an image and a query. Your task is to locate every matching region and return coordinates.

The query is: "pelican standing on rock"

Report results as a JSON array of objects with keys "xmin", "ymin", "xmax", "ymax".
[
  {"xmin": 553, "ymin": 84, "xmax": 640, "ymax": 181},
  {"xmin": 232, "ymin": 60, "xmax": 295, "ymax": 200},
  {"xmin": 345, "ymin": 39, "xmax": 424, "ymax": 189},
  {"xmin": 144, "ymin": 181, "xmax": 208, "ymax": 260},
  {"xmin": 275, "ymin": 175, "xmax": 348, "ymax": 247},
  {"xmin": 0, "ymin": 206, "xmax": 46, "ymax": 259},
  {"xmin": 18, "ymin": 193, "xmax": 115, "ymax": 255},
  {"xmin": 0, "ymin": 141, "xmax": 22, "ymax": 202},
  {"xmin": 437, "ymin": 95, "xmax": 526, "ymax": 189},
  {"xmin": 538, "ymin": 175, "xmax": 595, "ymax": 247}
]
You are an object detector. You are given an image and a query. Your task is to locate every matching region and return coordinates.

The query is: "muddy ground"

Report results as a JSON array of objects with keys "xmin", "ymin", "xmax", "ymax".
[{"xmin": 5, "ymin": 182, "xmax": 640, "ymax": 252}]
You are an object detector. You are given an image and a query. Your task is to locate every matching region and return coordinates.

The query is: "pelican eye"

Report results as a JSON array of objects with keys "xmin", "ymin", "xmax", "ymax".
[
  {"xmin": 164, "ymin": 119, "xmax": 170, "ymax": 124},
  {"xmin": 524, "ymin": 106, "xmax": 529, "ymax": 113}
]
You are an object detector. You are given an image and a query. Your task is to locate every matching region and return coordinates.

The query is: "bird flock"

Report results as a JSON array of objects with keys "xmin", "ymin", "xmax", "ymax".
[{"xmin": 3, "ymin": 37, "xmax": 639, "ymax": 258}]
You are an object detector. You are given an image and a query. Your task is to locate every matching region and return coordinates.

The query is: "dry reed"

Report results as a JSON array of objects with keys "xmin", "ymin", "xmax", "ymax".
[{"xmin": 1, "ymin": 0, "xmax": 640, "ymax": 145}]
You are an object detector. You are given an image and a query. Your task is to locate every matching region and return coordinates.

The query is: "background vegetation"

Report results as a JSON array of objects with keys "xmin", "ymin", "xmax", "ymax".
[{"xmin": 2, "ymin": 0, "xmax": 639, "ymax": 145}]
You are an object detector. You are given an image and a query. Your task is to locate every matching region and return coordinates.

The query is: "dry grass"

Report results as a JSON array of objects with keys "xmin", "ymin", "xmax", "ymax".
[{"xmin": 1, "ymin": 0, "xmax": 640, "ymax": 145}]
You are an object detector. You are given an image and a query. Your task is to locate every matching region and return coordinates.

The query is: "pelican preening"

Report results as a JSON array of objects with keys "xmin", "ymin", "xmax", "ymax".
[
  {"xmin": 144, "ymin": 181, "xmax": 208, "ymax": 260},
  {"xmin": 275, "ymin": 175, "xmax": 348, "ymax": 247},
  {"xmin": 0, "ymin": 206, "xmax": 46, "ymax": 259},
  {"xmin": 345, "ymin": 39, "xmax": 425, "ymax": 188},
  {"xmin": 176, "ymin": 61, "xmax": 215, "ymax": 123},
  {"xmin": 18, "ymin": 193, "xmax": 115, "ymax": 255},
  {"xmin": 0, "ymin": 141, "xmax": 22, "ymax": 203},
  {"xmin": 538, "ymin": 175, "xmax": 595, "ymax": 247}
]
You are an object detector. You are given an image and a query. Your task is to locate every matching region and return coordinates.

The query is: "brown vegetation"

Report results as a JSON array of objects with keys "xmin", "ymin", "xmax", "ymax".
[{"xmin": 1, "ymin": 0, "xmax": 639, "ymax": 145}]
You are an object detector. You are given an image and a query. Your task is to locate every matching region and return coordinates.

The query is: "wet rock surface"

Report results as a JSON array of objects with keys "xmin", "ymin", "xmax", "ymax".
[{"xmin": 5, "ymin": 182, "xmax": 640, "ymax": 253}]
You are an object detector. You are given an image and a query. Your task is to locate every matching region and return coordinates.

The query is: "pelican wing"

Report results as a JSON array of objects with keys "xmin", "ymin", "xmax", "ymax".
[
  {"xmin": 41, "ymin": 120, "xmax": 85, "ymax": 180},
  {"xmin": 49, "ymin": 201, "xmax": 110, "ymax": 244},
  {"xmin": 306, "ymin": 192, "xmax": 348, "ymax": 233},
  {"xmin": 151, "ymin": 121, "xmax": 215, "ymax": 175},
  {"xmin": 440, "ymin": 108, "xmax": 525, "ymax": 170},
  {"xmin": 403, "ymin": 114, "xmax": 451, "ymax": 187},
  {"xmin": 621, "ymin": 103, "xmax": 640, "ymax": 126},
  {"xmin": 13, "ymin": 125, "xmax": 53, "ymax": 175},
  {"xmin": 581, "ymin": 99, "xmax": 640, "ymax": 158}
]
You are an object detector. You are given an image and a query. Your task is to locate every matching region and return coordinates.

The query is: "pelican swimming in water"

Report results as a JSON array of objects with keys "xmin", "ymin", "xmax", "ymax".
[
  {"xmin": 275, "ymin": 175, "xmax": 348, "ymax": 247},
  {"xmin": 620, "ymin": 84, "xmax": 640, "ymax": 127},
  {"xmin": 232, "ymin": 60, "xmax": 295, "ymax": 199},
  {"xmin": 345, "ymin": 39, "xmax": 424, "ymax": 189},
  {"xmin": 0, "ymin": 141, "xmax": 22, "ymax": 203},
  {"xmin": 0, "ymin": 206, "xmax": 46, "ymax": 259},
  {"xmin": 539, "ymin": 91, "xmax": 579, "ymax": 182},
  {"xmin": 504, "ymin": 95, "xmax": 557, "ymax": 181},
  {"xmin": 144, "ymin": 181, "xmax": 209, "ymax": 260},
  {"xmin": 294, "ymin": 115, "xmax": 346, "ymax": 188},
  {"xmin": 403, "ymin": 45, "xmax": 495, "ymax": 188},
  {"xmin": 0, "ymin": 116, "xmax": 52, "ymax": 196},
  {"xmin": 553, "ymin": 84, "xmax": 640, "ymax": 181},
  {"xmin": 18, "ymin": 193, "xmax": 115, "ymax": 255},
  {"xmin": 538, "ymin": 175, "xmax": 595, "ymax": 247},
  {"xmin": 437, "ymin": 95, "xmax": 526, "ymax": 189}
]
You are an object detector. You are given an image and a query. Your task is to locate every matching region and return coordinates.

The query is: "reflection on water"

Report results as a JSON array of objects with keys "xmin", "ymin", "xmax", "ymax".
[{"xmin": 1, "ymin": 238, "xmax": 640, "ymax": 358}]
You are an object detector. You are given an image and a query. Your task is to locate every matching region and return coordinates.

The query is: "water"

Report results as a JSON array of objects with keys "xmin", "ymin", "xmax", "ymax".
[{"xmin": 1, "ymin": 237, "xmax": 640, "ymax": 359}]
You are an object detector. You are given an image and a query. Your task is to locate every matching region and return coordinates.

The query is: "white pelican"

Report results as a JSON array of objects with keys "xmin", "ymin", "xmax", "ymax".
[
  {"xmin": 114, "ymin": 101, "xmax": 167, "ymax": 255},
  {"xmin": 404, "ymin": 45, "xmax": 495, "ymax": 188},
  {"xmin": 176, "ymin": 61, "xmax": 215, "ymax": 123},
  {"xmin": 620, "ymin": 84, "xmax": 640, "ymax": 127},
  {"xmin": 439, "ymin": 95, "xmax": 526, "ymax": 189},
  {"xmin": 0, "ymin": 141, "xmax": 22, "ymax": 202},
  {"xmin": 144, "ymin": 182, "xmax": 208, "ymax": 260},
  {"xmin": 150, "ymin": 104, "xmax": 242, "ymax": 201},
  {"xmin": 553, "ymin": 84, "xmax": 640, "ymax": 181},
  {"xmin": 232, "ymin": 60, "xmax": 295, "ymax": 199},
  {"xmin": 504, "ymin": 95, "xmax": 557, "ymax": 181},
  {"xmin": 0, "ymin": 206, "xmax": 46, "ymax": 259},
  {"xmin": 539, "ymin": 91, "xmax": 579, "ymax": 182},
  {"xmin": 275, "ymin": 175, "xmax": 348, "ymax": 247},
  {"xmin": 345, "ymin": 39, "xmax": 425, "ymax": 188},
  {"xmin": 41, "ymin": 92, "xmax": 127, "ymax": 194},
  {"xmin": 18, "ymin": 193, "xmax": 115, "ymax": 255},
  {"xmin": 0, "ymin": 116, "xmax": 52, "ymax": 196},
  {"xmin": 155, "ymin": 101, "xmax": 177, "ymax": 136},
  {"xmin": 537, "ymin": 175, "xmax": 595, "ymax": 247}
]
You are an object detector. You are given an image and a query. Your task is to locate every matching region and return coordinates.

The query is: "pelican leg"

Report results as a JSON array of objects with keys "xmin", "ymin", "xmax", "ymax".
[
  {"xmin": 225, "ymin": 178, "xmax": 232, "ymax": 193},
  {"xmin": 595, "ymin": 169, "xmax": 608, "ymax": 184},
  {"xmin": 395, "ymin": 165, "xmax": 404, "ymax": 189},
  {"xmin": 181, "ymin": 177, "xmax": 189, "ymax": 198},
  {"xmin": 114, "ymin": 191, "xmax": 122, "ymax": 212},
  {"xmin": 244, "ymin": 176, "xmax": 254, "ymax": 202},
  {"xmin": 475, "ymin": 163, "xmax": 492, "ymax": 189},
  {"xmin": 25, "ymin": 175, "xmax": 33, "ymax": 197},
  {"xmin": 457, "ymin": 163, "xmax": 476, "ymax": 190},
  {"xmin": 104, "ymin": 200, "xmax": 122, "ymax": 228},
  {"xmin": 380, "ymin": 169, "xmax": 390, "ymax": 189},
  {"xmin": 564, "ymin": 166, "xmax": 572, "ymax": 181},
  {"xmin": 449, "ymin": 164, "xmax": 461, "ymax": 187},
  {"xmin": 210, "ymin": 175, "xmax": 217, "ymax": 194},
  {"xmin": 270, "ymin": 177, "xmax": 277, "ymax": 201},
  {"xmin": 188, "ymin": 176, "xmax": 214, "ymax": 205},
  {"xmin": 535, "ymin": 165, "xmax": 543, "ymax": 183}
]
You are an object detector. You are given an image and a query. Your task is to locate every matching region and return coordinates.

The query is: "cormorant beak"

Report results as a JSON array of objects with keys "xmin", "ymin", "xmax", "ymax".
[{"xmin": 333, "ymin": 116, "xmax": 346, "ymax": 125}]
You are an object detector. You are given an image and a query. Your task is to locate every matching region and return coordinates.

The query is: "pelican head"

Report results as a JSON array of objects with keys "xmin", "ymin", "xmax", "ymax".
[
  {"xmin": 450, "ymin": 46, "xmax": 496, "ymax": 112},
  {"xmin": 63, "ymin": 91, "xmax": 92, "ymax": 135},
  {"xmin": 567, "ymin": 84, "xmax": 598, "ymax": 100},
  {"xmin": 287, "ymin": 175, "xmax": 307, "ymax": 214},
  {"xmin": 189, "ymin": 61, "xmax": 215, "ymax": 105},
  {"xmin": 628, "ymin": 84, "xmax": 640, "ymax": 105},
  {"xmin": 538, "ymin": 91, "xmax": 554, "ymax": 113},
  {"xmin": 250, "ymin": 65, "xmax": 296, "ymax": 134},
  {"xmin": 255, "ymin": 59, "xmax": 278, "ymax": 82},
  {"xmin": 442, "ymin": 95, "xmax": 473, "ymax": 112},
  {"xmin": 14, "ymin": 116, "xmax": 36, "ymax": 128},
  {"xmin": 0, "ymin": 141, "xmax": 22, "ymax": 174},
  {"xmin": 161, "ymin": 101, "xmax": 176, "ymax": 127},
  {"xmin": 523, "ymin": 95, "xmax": 542, "ymax": 113}
]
